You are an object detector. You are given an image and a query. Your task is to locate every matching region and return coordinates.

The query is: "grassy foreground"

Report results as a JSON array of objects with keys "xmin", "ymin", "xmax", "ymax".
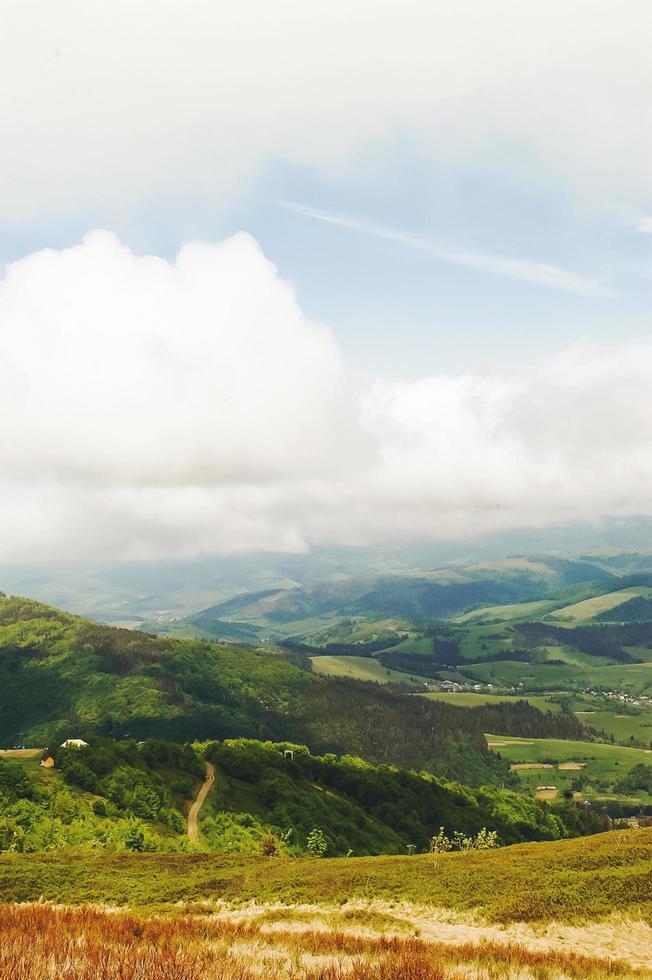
[
  {"xmin": 0, "ymin": 902, "xmax": 643, "ymax": 979},
  {"xmin": 1, "ymin": 828, "xmax": 650, "ymax": 923}
]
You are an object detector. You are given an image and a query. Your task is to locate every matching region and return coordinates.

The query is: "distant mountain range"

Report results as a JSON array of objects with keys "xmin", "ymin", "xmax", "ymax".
[{"xmin": 4, "ymin": 516, "xmax": 652, "ymax": 624}]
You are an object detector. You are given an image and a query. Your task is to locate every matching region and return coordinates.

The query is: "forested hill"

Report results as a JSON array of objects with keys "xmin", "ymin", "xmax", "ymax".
[{"xmin": 0, "ymin": 593, "xmax": 587, "ymax": 786}]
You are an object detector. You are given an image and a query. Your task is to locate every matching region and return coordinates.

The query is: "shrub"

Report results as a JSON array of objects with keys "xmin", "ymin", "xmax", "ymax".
[
  {"xmin": 306, "ymin": 827, "xmax": 328, "ymax": 858},
  {"xmin": 429, "ymin": 827, "xmax": 498, "ymax": 856},
  {"xmin": 260, "ymin": 831, "xmax": 281, "ymax": 857}
]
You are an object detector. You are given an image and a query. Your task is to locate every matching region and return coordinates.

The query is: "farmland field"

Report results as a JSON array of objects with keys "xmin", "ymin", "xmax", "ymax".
[
  {"xmin": 487, "ymin": 734, "xmax": 652, "ymax": 801},
  {"xmin": 572, "ymin": 706, "xmax": 652, "ymax": 744},
  {"xmin": 422, "ymin": 692, "xmax": 562, "ymax": 712},
  {"xmin": 451, "ymin": 658, "xmax": 652, "ymax": 695}
]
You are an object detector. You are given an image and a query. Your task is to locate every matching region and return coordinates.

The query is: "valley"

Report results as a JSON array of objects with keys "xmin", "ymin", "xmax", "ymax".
[{"xmin": 2, "ymin": 548, "xmax": 652, "ymax": 976}]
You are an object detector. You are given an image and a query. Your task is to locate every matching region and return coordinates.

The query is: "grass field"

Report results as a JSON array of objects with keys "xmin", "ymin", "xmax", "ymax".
[
  {"xmin": 487, "ymin": 735, "xmax": 652, "ymax": 801},
  {"xmin": 376, "ymin": 635, "xmax": 435, "ymax": 656},
  {"xmin": 0, "ymin": 828, "xmax": 649, "ymax": 923},
  {"xmin": 452, "ymin": 599, "xmax": 558, "ymax": 624},
  {"xmin": 422, "ymin": 692, "xmax": 562, "ymax": 712},
  {"xmin": 451, "ymin": 658, "xmax": 652, "ymax": 696},
  {"xmin": 548, "ymin": 587, "xmax": 652, "ymax": 623},
  {"xmin": 310, "ymin": 655, "xmax": 430, "ymax": 686},
  {"xmin": 2, "ymin": 901, "xmax": 647, "ymax": 979},
  {"xmin": 573, "ymin": 706, "xmax": 652, "ymax": 745}
]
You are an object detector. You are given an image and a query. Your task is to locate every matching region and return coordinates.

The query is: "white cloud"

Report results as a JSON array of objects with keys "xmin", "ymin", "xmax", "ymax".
[
  {"xmin": 279, "ymin": 202, "xmax": 606, "ymax": 295},
  {"xmin": 2, "ymin": 231, "xmax": 652, "ymax": 561},
  {"xmin": 0, "ymin": 1, "xmax": 650, "ymax": 222},
  {"xmin": 638, "ymin": 216, "xmax": 652, "ymax": 233}
]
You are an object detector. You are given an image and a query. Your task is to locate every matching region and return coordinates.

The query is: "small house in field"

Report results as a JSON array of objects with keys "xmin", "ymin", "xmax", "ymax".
[
  {"xmin": 60, "ymin": 738, "xmax": 89, "ymax": 749},
  {"xmin": 40, "ymin": 754, "xmax": 55, "ymax": 769}
]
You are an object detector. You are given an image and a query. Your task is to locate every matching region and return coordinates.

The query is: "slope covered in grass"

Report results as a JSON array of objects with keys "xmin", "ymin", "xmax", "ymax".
[{"xmin": 0, "ymin": 828, "xmax": 649, "ymax": 922}]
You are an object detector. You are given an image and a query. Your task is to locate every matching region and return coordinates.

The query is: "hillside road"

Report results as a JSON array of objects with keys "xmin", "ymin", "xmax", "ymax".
[{"xmin": 187, "ymin": 762, "xmax": 215, "ymax": 844}]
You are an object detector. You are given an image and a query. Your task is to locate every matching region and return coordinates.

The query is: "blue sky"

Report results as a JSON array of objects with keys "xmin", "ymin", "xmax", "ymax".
[
  {"xmin": 1, "ymin": 140, "xmax": 650, "ymax": 382},
  {"xmin": 0, "ymin": 1, "xmax": 651, "ymax": 560}
]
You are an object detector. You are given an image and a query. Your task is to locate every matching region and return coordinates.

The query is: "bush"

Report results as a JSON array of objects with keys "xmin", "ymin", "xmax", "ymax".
[
  {"xmin": 260, "ymin": 831, "xmax": 281, "ymax": 857},
  {"xmin": 429, "ymin": 827, "xmax": 498, "ymax": 856},
  {"xmin": 306, "ymin": 827, "xmax": 328, "ymax": 858}
]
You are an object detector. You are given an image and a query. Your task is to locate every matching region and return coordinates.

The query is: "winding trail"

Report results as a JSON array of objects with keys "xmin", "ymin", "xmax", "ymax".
[{"xmin": 187, "ymin": 762, "xmax": 215, "ymax": 845}]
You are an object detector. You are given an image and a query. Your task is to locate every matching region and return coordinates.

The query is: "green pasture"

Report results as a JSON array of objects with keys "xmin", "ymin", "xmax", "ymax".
[
  {"xmin": 548, "ymin": 587, "xmax": 652, "ymax": 623},
  {"xmin": 310, "ymin": 655, "xmax": 429, "ymax": 686},
  {"xmin": 452, "ymin": 599, "xmax": 558, "ymax": 624},
  {"xmin": 452, "ymin": 657, "xmax": 652, "ymax": 696},
  {"xmin": 376, "ymin": 635, "xmax": 434, "ymax": 656},
  {"xmin": 487, "ymin": 734, "xmax": 652, "ymax": 801},
  {"xmin": 422, "ymin": 692, "xmax": 562, "ymax": 712},
  {"xmin": 571, "ymin": 704, "xmax": 652, "ymax": 746}
]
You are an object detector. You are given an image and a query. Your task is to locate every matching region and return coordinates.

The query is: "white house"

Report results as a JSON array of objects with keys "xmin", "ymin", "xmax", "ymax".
[{"xmin": 60, "ymin": 738, "xmax": 89, "ymax": 749}]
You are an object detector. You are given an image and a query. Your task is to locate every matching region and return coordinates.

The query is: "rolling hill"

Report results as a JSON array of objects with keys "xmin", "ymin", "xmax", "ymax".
[{"xmin": 0, "ymin": 592, "xmax": 526, "ymax": 785}]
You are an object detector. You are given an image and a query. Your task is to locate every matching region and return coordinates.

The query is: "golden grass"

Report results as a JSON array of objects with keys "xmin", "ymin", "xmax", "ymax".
[{"xmin": 0, "ymin": 903, "xmax": 646, "ymax": 979}]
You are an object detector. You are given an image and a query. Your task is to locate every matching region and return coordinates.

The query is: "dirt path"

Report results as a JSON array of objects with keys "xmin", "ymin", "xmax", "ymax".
[{"xmin": 187, "ymin": 762, "xmax": 215, "ymax": 845}]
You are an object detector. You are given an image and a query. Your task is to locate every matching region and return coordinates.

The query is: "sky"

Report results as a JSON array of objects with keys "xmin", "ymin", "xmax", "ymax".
[{"xmin": 1, "ymin": 0, "xmax": 651, "ymax": 561}]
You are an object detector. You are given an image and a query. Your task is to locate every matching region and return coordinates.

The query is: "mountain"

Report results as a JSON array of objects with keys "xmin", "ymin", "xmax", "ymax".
[
  {"xmin": 5, "ymin": 516, "xmax": 652, "ymax": 624},
  {"xmin": 159, "ymin": 553, "xmax": 624, "ymax": 645}
]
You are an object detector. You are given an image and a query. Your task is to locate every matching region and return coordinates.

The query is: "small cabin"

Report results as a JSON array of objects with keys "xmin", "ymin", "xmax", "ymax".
[
  {"xmin": 40, "ymin": 754, "xmax": 55, "ymax": 769},
  {"xmin": 60, "ymin": 738, "xmax": 89, "ymax": 749}
]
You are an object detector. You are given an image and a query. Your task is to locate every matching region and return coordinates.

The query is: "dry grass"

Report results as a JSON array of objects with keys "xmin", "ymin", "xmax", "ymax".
[{"xmin": 0, "ymin": 903, "xmax": 646, "ymax": 979}]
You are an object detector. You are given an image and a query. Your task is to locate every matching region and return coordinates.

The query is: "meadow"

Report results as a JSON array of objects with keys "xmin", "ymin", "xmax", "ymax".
[
  {"xmin": 0, "ymin": 901, "xmax": 648, "ymax": 979},
  {"xmin": 572, "ymin": 705, "xmax": 652, "ymax": 744},
  {"xmin": 0, "ymin": 905, "xmax": 650, "ymax": 980},
  {"xmin": 310, "ymin": 654, "xmax": 429, "ymax": 686},
  {"xmin": 423, "ymin": 691, "xmax": 562, "ymax": 711},
  {"xmin": 549, "ymin": 588, "xmax": 652, "ymax": 623},
  {"xmin": 0, "ymin": 827, "xmax": 649, "ymax": 921},
  {"xmin": 488, "ymin": 735, "xmax": 652, "ymax": 801},
  {"xmin": 451, "ymin": 658, "xmax": 652, "ymax": 696}
]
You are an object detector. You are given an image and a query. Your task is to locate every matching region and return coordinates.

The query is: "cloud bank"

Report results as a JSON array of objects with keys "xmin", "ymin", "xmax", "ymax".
[
  {"xmin": 2, "ymin": 232, "xmax": 652, "ymax": 561},
  {"xmin": 1, "ymin": 1, "xmax": 650, "ymax": 223}
]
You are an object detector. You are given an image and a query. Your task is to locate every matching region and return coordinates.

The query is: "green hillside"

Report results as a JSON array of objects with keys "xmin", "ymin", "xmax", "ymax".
[
  {"xmin": 168, "ymin": 555, "xmax": 620, "ymax": 640},
  {"xmin": 0, "ymin": 736, "xmax": 609, "ymax": 859},
  {"xmin": 1, "ymin": 827, "xmax": 649, "ymax": 922},
  {"xmin": 0, "ymin": 593, "xmax": 528, "ymax": 785},
  {"xmin": 0, "ymin": 739, "xmax": 202, "ymax": 853},
  {"xmin": 199, "ymin": 738, "xmax": 608, "ymax": 856}
]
